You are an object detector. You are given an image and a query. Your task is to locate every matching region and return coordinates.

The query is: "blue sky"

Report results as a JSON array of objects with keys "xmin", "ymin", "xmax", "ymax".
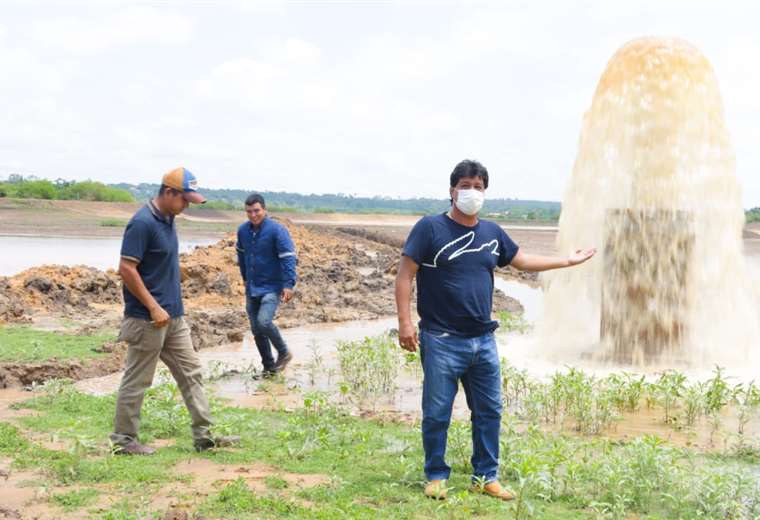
[{"xmin": 2, "ymin": 0, "xmax": 759, "ymax": 206}]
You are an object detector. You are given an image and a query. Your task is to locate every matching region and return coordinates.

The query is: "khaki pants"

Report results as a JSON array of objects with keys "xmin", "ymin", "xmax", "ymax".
[{"xmin": 110, "ymin": 316, "xmax": 213, "ymax": 447}]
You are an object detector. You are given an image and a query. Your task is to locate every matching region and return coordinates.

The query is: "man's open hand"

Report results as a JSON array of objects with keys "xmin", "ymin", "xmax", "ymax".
[
  {"xmin": 281, "ymin": 288, "xmax": 294, "ymax": 303},
  {"xmin": 568, "ymin": 248, "xmax": 597, "ymax": 266}
]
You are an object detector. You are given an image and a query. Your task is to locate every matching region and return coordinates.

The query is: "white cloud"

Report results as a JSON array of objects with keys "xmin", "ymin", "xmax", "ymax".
[
  {"xmin": 30, "ymin": 7, "xmax": 194, "ymax": 54},
  {"xmin": 2, "ymin": 1, "xmax": 760, "ymax": 205},
  {"xmin": 196, "ymin": 38, "xmax": 335, "ymax": 113}
]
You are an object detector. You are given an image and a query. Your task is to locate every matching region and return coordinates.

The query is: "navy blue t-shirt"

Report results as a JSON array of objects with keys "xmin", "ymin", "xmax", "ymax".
[
  {"xmin": 120, "ymin": 201, "xmax": 184, "ymax": 319},
  {"xmin": 403, "ymin": 213, "xmax": 519, "ymax": 337}
]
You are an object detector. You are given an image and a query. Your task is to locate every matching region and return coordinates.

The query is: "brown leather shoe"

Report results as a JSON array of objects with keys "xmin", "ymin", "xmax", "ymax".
[
  {"xmin": 114, "ymin": 441, "xmax": 156, "ymax": 456},
  {"xmin": 471, "ymin": 480, "xmax": 516, "ymax": 501},
  {"xmin": 424, "ymin": 479, "xmax": 448, "ymax": 500},
  {"xmin": 194, "ymin": 435, "xmax": 241, "ymax": 452}
]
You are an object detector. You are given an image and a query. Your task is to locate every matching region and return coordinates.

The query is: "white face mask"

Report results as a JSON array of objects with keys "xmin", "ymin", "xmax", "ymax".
[{"xmin": 454, "ymin": 188, "xmax": 485, "ymax": 216}]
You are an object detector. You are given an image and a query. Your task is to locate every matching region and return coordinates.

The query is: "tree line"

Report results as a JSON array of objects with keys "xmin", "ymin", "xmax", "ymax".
[
  {"xmin": 113, "ymin": 182, "xmax": 562, "ymax": 221},
  {"xmin": 0, "ymin": 175, "xmax": 134, "ymax": 202},
  {"xmin": 6, "ymin": 175, "xmax": 760, "ymax": 224}
]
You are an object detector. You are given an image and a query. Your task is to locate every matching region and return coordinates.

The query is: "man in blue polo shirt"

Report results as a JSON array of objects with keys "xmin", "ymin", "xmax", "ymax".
[
  {"xmin": 236, "ymin": 193, "xmax": 297, "ymax": 378},
  {"xmin": 111, "ymin": 167, "xmax": 237, "ymax": 455},
  {"xmin": 395, "ymin": 160, "xmax": 596, "ymax": 500}
]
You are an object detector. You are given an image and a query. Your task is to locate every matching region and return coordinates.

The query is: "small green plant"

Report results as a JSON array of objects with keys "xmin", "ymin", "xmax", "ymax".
[
  {"xmin": 604, "ymin": 372, "xmax": 645, "ymax": 412},
  {"xmin": 336, "ymin": 333, "xmax": 402, "ymax": 410},
  {"xmin": 497, "ymin": 310, "xmax": 531, "ymax": 334},
  {"xmin": 501, "ymin": 358, "xmax": 531, "ymax": 413},
  {"xmin": 733, "ymin": 380, "xmax": 760, "ymax": 436},
  {"xmin": 652, "ymin": 370, "xmax": 687, "ymax": 424},
  {"xmin": 264, "ymin": 475, "xmax": 289, "ymax": 490},
  {"xmin": 51, "ymin": 488, "xmax": 99, "ymax": 511},
  {"xmin": 306, "ymin": 338, "xmax": 324, "ymax": 386},
  {"xmin": 682, "ymin": 381, "xmax": 706, "ymax": 428},
  {"xmin": 704, "ymin": 366, "xmax": 735, "ymax": 443}
]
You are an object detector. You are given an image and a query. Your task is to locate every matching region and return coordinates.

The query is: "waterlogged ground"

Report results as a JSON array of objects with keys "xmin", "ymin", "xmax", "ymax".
[
  {"xmin": 1, "ymin": 364, "xmax": 760, "ymax": 519},
  {"xmin": 2, "ymin": 218, "xmax": 760, "ymax": 517},
  {"xmin": 3, "ymin": 297, "xmax": 760, "ymax": 518}
]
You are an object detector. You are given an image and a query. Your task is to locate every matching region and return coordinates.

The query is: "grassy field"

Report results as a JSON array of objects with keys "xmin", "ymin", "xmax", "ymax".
[
  {"xmin": 2, "ymin": 333, "xmax": 760, "ymax": 518},
  {"xmin": 2, "ymin": 377, "xmax": 759, "ymax": 519},
  {"xmin": 0, "ymin": 326, "xmax": 115, "ymax": 363}
]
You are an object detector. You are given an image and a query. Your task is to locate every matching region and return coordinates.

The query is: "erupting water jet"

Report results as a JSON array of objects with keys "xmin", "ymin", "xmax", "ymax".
[{"xmin": 539, "ymin": 37, "xmax": 760, "ymax": 367}]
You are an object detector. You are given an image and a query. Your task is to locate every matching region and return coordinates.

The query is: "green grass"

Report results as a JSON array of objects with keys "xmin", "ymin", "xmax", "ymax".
[
  {"xmin": 51, "ymin": 488, "xmax": 100, "ymax": 511},
  {"xmin": 497, "ymin": 310, "xmax": 531, "ymax": 334},
  {"xmin": 2, "ymin": 379, "xmax": 760, "ymax": 518},
  {"xmin": 99, "ymin": 218, "xmax": 127, "ymax": 228},
  {"xmin": 0, "ymin": 326, "xmax": 116, "ymax": 363}
]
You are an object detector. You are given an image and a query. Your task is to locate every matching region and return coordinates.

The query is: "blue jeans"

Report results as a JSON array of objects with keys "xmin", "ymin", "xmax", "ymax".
[
  {"xmin": 420, "ymin": 329, "xmax": 502, "ymax": 483},
  {"xmin": 246, "ymin": 292, "xmax": 289, "ymax": 371}
]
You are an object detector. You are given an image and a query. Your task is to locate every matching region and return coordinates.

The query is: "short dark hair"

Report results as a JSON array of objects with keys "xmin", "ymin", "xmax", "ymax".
[
  {"xmin": 158, "ymin": 184, "xmax": 178, "ymax": 197},
  {"xmin": 450, "ymin": 160, "xmax": 489, "ymax": 189},
  {"xmin": 245, "ymin": 193, "xmax": 266, "ymax": 208}
]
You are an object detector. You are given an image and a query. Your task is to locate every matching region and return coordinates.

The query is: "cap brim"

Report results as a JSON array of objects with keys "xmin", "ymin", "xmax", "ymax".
[{"xmin": 183, "ymin": 191, "xmax": 206, "ymax": 204}]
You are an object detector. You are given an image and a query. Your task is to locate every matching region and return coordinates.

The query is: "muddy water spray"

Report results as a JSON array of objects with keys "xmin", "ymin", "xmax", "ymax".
[{"xmin": 538, "ymin": 38, "xmax": 759, "ymax": 367}]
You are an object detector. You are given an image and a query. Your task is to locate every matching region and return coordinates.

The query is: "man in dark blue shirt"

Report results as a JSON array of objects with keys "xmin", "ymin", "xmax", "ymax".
[
  {"xmin": 236, "ymin": 193, "xmax": 297, "ymax": 377},
  {"xmin": 111, "ymin": 167, "xmax": 237, "ymax": 455},
  {"xmin": 395, "ymin": 160, "xmax": 596, "ymax": 500}
]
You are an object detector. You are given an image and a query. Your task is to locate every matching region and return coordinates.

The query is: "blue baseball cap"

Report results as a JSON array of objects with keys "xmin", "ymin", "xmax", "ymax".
[{"xmin": 162, "ymin": 167, "xmax": 207, "ymax": 204}]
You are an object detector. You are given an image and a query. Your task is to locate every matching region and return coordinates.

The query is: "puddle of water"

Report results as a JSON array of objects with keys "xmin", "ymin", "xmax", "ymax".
[
  {"xmin": 59, "ymin": 283, "xmax": 760, "ymax": 442},
  {"xmin": 0, "ymin": 236, "xmax": 218, "ymax": 276},
  {"xmin": 494, "ymin": 277, "xmax": 543, "ymax": 323}
]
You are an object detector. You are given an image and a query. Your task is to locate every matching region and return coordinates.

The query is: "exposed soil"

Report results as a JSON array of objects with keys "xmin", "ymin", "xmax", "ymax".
[
  {"xmin": 0, "ymin": 216, "xmax": 524, "ymax": 387},
  {"xmin": 0, "ymin": 451, "xmax": 328, "ymax": 520},
  {"xmin": 0, "ymin": 341, "xmax": 127, "ymax": 389}
]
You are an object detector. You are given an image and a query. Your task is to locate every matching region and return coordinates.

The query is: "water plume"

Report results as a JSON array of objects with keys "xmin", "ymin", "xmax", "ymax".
[{"xmin": 538, "ymin": 37, "xmax": 759, "ymax": 367}]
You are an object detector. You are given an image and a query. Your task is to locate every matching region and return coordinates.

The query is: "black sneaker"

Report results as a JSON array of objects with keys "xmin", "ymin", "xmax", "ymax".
[
  {"xmin": 194, "ymin": 435, "xmax": 241, "ymax": 452},
  {"xmin": 273, "ymin": 352, "xmax": 293, "ymax": 372}
]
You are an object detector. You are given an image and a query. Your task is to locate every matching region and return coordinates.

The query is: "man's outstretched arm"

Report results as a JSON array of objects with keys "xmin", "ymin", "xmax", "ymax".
[{"xmin": 509, "ymin": 248, "xmax": 597, "ymax": 272}]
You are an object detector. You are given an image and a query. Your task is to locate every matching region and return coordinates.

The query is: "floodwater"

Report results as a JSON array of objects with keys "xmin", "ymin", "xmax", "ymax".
[
  {"xmin": 494, "ymin": 277, "xmax": 542, "ymax": 323},
  {"xmin": 1, "ymin": 272, "xmax": 749, "ymax": 445},
  {"xmin": 0, "ymin": 235, "xmax": 218, "ymax": 276}
]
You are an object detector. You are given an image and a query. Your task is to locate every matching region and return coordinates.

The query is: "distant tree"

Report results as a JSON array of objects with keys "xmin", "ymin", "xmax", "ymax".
[{"xmin": 15, "ymin": 180, "xmax": 57, "ymax": 199}]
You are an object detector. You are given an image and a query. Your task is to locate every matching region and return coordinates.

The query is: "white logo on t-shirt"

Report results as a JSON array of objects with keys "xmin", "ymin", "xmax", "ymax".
[{"xmin": 421, "ymin": 231, "xmax": 499, "ymax": 268}]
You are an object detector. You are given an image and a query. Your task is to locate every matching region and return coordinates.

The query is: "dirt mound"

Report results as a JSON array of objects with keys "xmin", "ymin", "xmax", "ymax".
[
  {"xmin": 2, "ymin": 218, "xmax": 525, "ymax": 341},
  {"xmin": 336, "ymin": 226, "xmax": 407, "ymax": 248},
  {"xmin": 1, "ymin": 265, "xmax": 121, "ymax": 321},
  {"xmin": 180, "ymin": 219, "xmax": 402, "ymax": 325},
  {"xmin": 186, "ymin": 309, "xmax": 247, "ymax": 350},
  {"xmin": 0, "ymin": 279, "xmax": 27, "ymax": 323},
  {"xmin": 0, "ymin": 341, "xmax": 127, "ymax": 388}
]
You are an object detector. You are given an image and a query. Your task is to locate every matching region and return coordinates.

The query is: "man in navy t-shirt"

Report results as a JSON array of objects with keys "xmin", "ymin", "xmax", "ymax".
[
  {"xmin": 395, "ymin": 159, "xmax": 596, "ymax": 500},
  {"xmin": 111, "ymin": 167, "xmax": 238, "ymax": 455}
]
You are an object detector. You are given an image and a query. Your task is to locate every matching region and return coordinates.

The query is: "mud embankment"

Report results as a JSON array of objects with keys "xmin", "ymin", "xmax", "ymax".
[
  {"xmin": 0, "ymin": 340, "xmax": 127, "ymax": 388},
  {"xmin": 0, "ymin": 219, "xmax": 524, "ymax": 386}
]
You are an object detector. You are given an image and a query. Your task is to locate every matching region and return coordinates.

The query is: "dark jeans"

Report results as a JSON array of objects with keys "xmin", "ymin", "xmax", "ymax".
[
  {"xmin": 419, "ymin": 329, "xmax": 502, "ymax": 483},
  {"xmin": 246, "ymin": 292, "xmax": 289, "ymax": 371}
]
